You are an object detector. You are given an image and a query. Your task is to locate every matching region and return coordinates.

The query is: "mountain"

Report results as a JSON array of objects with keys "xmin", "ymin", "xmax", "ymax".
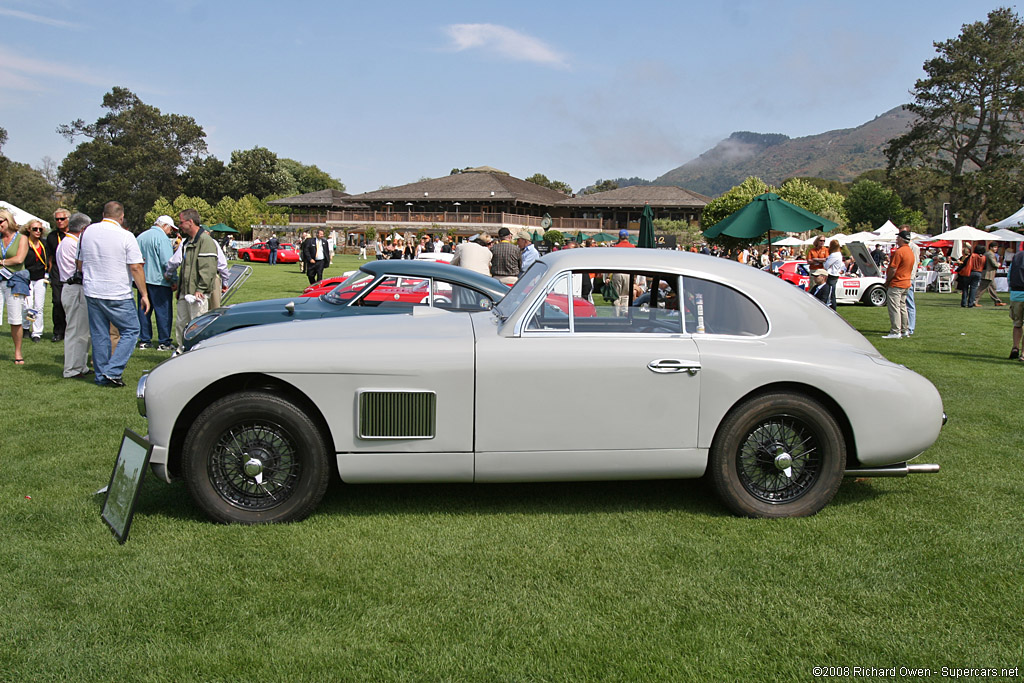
[{"xmin": 654, "ymin": 106, "xmax": 915, "ymax": 196}]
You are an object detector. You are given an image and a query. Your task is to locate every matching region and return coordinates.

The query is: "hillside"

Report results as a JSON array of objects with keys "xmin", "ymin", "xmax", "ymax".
[{"xmin": 655, "ymin": 106, "xmax": 915, "ymax": 196}]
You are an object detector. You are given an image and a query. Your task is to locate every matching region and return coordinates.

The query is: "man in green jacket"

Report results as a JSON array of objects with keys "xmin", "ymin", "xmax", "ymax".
[{"xmin": 174, "ymin": 208, "xmax": 218, "ymax": 350}]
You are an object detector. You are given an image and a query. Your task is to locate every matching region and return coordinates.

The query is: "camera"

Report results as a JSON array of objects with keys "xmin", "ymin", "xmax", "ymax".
[{"xmin": 65, "ymin": 272, "xmax": 83, "ymax": 285}]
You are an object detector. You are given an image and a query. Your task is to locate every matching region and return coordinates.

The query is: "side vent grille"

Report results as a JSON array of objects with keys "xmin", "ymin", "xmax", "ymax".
[{"xmin": 358, "ymin": 391, "xmax": 436, "ymax": 439}]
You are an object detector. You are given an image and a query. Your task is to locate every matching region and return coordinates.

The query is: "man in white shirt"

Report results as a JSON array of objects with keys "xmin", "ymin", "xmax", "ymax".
[
  {"xmin": 77, "ymin": 201, "xmax": 149, "ymax": 387},
  {"xmin": 56, "ymin": 212, "xmax": 91, "ymax": 378},
  {"xmin": 450, "ymin": 233, "xmax": 494, "ymax": 276}
]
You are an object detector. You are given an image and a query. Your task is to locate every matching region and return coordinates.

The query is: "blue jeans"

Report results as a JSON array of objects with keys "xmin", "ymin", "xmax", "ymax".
[
  {"xmin": 961, "ymin": 272, "xmax": 981, "ymax": 306},
  {"xmin": 86, "ymin": 296, "xmax": 140, "ymax": 383},
  {"xmin": 906, "ymin": 286, "xmax": 915, "ymax": 333},
  {"xmin": 269, "ymin": 248, "xmax": 278, "ymax": 265},
  {"xmin": 138, "ymin": 284, "xmax": 173, "ymax": 346}
]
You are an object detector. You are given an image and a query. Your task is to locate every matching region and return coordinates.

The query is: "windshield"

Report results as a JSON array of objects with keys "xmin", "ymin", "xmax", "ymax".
[
  {"xmin": 323, "ymin": 270, "xmax": 375, "ymax": 305},
  {"xmin": 494, "ymin": 263, "xmax": 548, "ymax": 319}
]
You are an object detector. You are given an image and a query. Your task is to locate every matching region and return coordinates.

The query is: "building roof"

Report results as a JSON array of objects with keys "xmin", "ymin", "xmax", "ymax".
[
  {"xmin": 556, "ymin": 185, "xmax": 713, "ymax": 208},
  {"xmin": 344, "ymin": 171, "xmax": 569, "ymax": 206},
  {"xmin": 267, "ymin": 188, "xmax": 354, "ymax": 208}
]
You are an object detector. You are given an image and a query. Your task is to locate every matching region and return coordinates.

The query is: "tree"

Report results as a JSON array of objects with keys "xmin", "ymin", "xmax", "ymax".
[
  {"xmin": 886, "ymin": 7, "xmax": 1024, "ymax": 225},
  {"xmin": 58, "ymin": 87, "xmax": 207, "ymax": 228},
  {"xmin": 225, "ymin": 147, "xmax": 292, "ymax": 199},
  {"xmin": 699, "ymin": 177, "xmax": 771, "ymax": 228},
  {"xmin": 278, "ymin": 158, "xmax": 345, "ymax": 195},
  {"xmin": 583, "ymin": 179, "xmax": 619, "ymax": 195},
  {"xmin": 181, "ymin": 156, "xmax": 230, "ymax": 204},
  {"xmin": 0, "ymin": 128, "xmax": 59, "ymax": 219},
  {"xmin": 777, "ymin": 178, "xmax": 847, "ymax": 229},
  {"xmin": 843, "ymin": 180, "xmax": 925, "ymax": 230},
  {"xmin": 524, "ymin": 173, "xmax": 571, "ymax": 194}
]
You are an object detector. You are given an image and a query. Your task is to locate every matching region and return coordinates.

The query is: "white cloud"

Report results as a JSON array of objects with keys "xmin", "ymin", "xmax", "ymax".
[
  {"xmin": 0, "ymin": 45, "xmax": 109, "ymax": 92},
  {"xmin": 445, "ymin": 23, "xmax": 568, "ymax": 68},
  {"xmin": 0, "ymin": 7, "xmax": 81, "ymax": 29}
]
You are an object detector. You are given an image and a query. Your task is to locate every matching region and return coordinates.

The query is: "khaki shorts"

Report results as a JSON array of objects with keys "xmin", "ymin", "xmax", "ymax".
[{"xmin": 1009, "ymin": 300, "xmax": 1024, "ymax": 328}]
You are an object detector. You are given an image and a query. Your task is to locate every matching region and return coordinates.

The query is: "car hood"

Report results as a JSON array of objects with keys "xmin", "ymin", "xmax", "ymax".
[
  {"xmin": 214, "ymin": 295, "xmax": 338, "ymax": 321},
  {"xmin": 194, "ymin": 305, "xmax": 472, "ymax": 350}
]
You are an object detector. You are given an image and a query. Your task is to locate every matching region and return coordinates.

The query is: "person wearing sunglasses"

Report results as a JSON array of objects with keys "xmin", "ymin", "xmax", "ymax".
[
  {"xmin": 0, "ymin": 208, "xmax": 30, "ymax": 364},
  {"xmin": 47, "ymin": 209, "xmax": 71, "ymax": 341},
  {"xmin": 20, "ymin": 220, "xmax": 48, "ymax": 342}
]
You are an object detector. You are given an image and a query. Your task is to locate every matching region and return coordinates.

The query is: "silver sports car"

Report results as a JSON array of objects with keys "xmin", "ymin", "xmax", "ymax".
[{"xmin": 136, "ymin": 249, "xmax": 943, "ymax": 523}]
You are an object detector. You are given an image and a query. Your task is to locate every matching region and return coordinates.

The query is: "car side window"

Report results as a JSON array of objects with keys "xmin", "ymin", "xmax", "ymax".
[
  {"xmin": 434, "ymin": 281, "xmax": 493, "ymax": 312},
  {"xmin": 352, "ymin": 276, "xmax": 426, "ymax": 308},
  {"xmin": 682, "ymin": 277, "xmax": 768, "ymax": 336},
  {"xmin": 524, "ymin": 271, "xmax": 683, "ymax": 334}
]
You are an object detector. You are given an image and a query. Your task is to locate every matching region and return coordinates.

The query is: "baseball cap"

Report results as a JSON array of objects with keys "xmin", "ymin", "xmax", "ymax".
[
  {"xmin": 619, "ymin": 229, "xmax": 629, "ymax": 238},
  {"xmin": 811, "ymin": 268, "xmax": 827, "ymax": 276},
  {"xmin": 155, "ymin": 215, "xmax": 176, "ymax": 229},
  {"xmin": 898, "ymin": 229, "xmax": 913, "ymax": 241}
]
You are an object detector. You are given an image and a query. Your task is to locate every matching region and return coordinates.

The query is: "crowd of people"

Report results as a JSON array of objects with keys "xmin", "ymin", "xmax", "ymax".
[{"xmin": 0, "ymin": 202, "xmax": 230, "ymax": 385}]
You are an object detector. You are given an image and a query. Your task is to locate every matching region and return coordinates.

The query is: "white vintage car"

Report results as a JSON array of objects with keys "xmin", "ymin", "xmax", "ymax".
[{"xmin": 136, "ymin": 249, "xmax": 944, "ymax": 523}]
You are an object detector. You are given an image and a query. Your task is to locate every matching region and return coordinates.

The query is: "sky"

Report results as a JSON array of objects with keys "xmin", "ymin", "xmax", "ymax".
[{"xmin": 0, "ymin": 0, "xmax": 1009, "ymax": 195}]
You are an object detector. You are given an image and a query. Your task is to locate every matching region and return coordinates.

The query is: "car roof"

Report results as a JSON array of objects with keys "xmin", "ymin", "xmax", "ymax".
[{"xmin": 357, "ymin": 259, "xmax": 508, "ymax": 299}]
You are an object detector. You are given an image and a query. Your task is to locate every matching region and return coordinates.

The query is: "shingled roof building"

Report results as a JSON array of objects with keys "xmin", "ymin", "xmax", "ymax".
[{"xmin": 274, "ymin": 167, "xmax": 710, "ymax": 237}]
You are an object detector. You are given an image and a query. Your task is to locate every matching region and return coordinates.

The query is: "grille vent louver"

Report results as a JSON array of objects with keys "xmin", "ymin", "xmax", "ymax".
[{"xmin": 358, "ymin": 391, "xmax": 436, "ymax": 439}]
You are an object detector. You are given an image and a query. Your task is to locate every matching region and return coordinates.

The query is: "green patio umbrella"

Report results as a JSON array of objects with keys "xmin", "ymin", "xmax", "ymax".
[
  {"xmin": 206, "ymin": 222, "xmax": 238, "ymax": 233},
  {"xmin": 637, "ymin": 204, "xmax": 656, "ymax": 248},
  {"xmin": 591, "ymin": 232, "xmax": 616, "ymax": 243},
  {"xmin": 574, "ymin": 231, "xmax": 586, "ymax": 244},
  {"xmin": 703, "ymin": 192, "xmax": 837, "ymax": 260}
]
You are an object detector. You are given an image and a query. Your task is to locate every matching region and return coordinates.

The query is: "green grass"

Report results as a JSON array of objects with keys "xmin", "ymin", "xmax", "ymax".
[{"xmin": 1, "ymin": 259, "xmax": 1022, "ymax": 681}]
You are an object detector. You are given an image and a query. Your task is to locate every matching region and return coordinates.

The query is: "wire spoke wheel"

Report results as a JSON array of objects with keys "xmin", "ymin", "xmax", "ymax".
[
  {"xmin": 736, "ymin": 416, "xmax": 820, "ymax": 504},
  {"xmin": 183, "ymin": 392, "xmax": 330, "ymax": 524},
  {"xmin": 710, "ymin": 393, "xmax": 845, "ymax": 518},
  {"xmin": 209, "ymin": 421, "xmax": 301, "ymax": 511}
]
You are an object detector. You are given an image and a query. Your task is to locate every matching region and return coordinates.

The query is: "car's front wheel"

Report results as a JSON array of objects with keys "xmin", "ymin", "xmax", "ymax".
[
  {"xmin": 709, "ymin": 393, "xmax": 845, "ymax": 518},
  {"xmin": 865, "ymin": 285, "xmax": 886, "ymax": 307},
  {"xmin": 241, "ymin": 252, "xmax": 251, "ymax": 262},
  {"xmin": 182, "ymin": 392, "xmax": 330, "ymax": 524}
]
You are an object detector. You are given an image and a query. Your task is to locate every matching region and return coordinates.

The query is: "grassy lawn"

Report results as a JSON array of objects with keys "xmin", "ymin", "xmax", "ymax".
[{"xmin": 1, "ymin": 257, "xmax": 1021, "ymax": 681}]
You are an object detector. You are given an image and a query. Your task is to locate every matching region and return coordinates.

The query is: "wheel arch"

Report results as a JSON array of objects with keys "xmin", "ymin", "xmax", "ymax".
[
  {"xmin": 710, "ymin": 381, "xmax": 857, "ymax": 468},
  {"xmin": 166, "ymin": 373, "xmax": 333, "ymax": 479}
]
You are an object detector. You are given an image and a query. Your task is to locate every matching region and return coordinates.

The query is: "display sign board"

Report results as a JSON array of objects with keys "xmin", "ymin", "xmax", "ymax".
[{"xmin": 101, "ymin": 430, "xmax": 153, "ymax": 544}]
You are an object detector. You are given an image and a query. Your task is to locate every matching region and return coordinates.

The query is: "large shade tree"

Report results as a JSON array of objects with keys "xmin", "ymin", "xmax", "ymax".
[
  {"xmin": 58, "ymin": 87, "xmax": 207, "ymax": 229},
  {"xmin": 886, "ymin": 7, "xmax": 1024, "ymax": 225}
]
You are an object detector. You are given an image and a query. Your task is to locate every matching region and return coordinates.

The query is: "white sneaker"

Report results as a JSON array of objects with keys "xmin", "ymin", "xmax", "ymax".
[
  {"xmin": 903, "ymin": 331, "xmax": 913, "ymax": 337},
  {"xmin": 881, "ymin": 333, "xmax": 902, "ymax": 339}
]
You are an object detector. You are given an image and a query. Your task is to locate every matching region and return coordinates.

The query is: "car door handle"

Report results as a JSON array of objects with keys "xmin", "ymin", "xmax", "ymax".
[{"xmin": 648, "ymin": 359, "xmax": 700, "ymax": 375}]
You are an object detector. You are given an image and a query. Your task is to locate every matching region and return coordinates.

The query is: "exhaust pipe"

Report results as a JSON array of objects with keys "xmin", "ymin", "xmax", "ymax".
[{"xmin": 844, "ymin": 463, "xmax": 940, "ymax": 478}]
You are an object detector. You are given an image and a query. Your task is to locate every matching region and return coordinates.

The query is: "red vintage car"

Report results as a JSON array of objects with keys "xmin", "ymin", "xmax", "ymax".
[
  {"xmin": 769, "ymin": 260, "xmax": 887, "ymax": 307},
  {"xmin": 237, "ymin": 242, "xmax": 301, "ymax": 264},
  {"xmin": 306, "ymin": 264, "xmax": 597, "ymax": 317}
]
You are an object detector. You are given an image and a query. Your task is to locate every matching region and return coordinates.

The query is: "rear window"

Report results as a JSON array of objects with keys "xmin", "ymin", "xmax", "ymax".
[{"xmin": 682, "ymin": 277, "xmax": 768, "ymax": 336}]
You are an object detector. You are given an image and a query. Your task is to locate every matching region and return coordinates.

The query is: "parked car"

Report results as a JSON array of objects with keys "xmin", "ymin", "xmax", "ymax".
[
  {"xmin": 768, "ymin": 242, "xmax": 888, "ymax": 307},
  {"xmin": 137, "ymin": 249, "xmax": 943, "ymax": 524},
  {"xmin": 236, "ymin": 241, "xmax": 301, "ymax": 264},
  {"xmin": 302, "ymin": 252, "xmax": 453, "ymax": 296},
  {"xmin": 179, "ymin": 260, "xmax": 510, "ymax": 352}
]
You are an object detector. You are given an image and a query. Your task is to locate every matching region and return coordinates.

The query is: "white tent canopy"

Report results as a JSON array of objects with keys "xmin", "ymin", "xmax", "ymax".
[
  {"xmin": 931, "ymin": 225, "xmax": 995, "ymax": 242},
  {"xmin": 989, "ymin": 228, "xmax": 1024, "ymax": 242},
  {"xmin": 987, "ymin": 205, "xmax": 1024, "ymax": 230},
  {"xmin": 874, "ymin": 220, "xmax": 900, "ymax": 237},
  {"xmin": 0, "ymin": 201, "xmax": 51, "ymax": 232}
]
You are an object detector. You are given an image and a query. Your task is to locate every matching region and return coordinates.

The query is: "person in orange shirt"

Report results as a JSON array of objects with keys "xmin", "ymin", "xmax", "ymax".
[
  {"xmin": 806, "ymin": 236, "xmax": 829, "ymax": 269},
  {"xmin": 882, "ymin": 230, "xmax": 916, "ymax": 338}
]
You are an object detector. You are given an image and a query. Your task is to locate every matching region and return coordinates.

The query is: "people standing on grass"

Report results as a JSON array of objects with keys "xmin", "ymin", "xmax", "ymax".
[
  {"xmin": 77, "ymin": 201, "xmax": 149, "ymax": 387},
  {"xmin": 21, "ymin": 219, "xmax": 48, "ymax": 342},
  {"xmin": 172, "ymin": 209, "xmax": 218, "ymax": 352},
  {"xmin": 882, "ymin": 230, "xmax": 915, "ymax": 339},
  {"xmin": 822, "ymin": 239, "xmax": 844, "ymax": 310},
  {"xmin": 979, "ymin": 243, "xmax": 1005, "ymax": 307},
  {"xmin": 0, "ymin": 208, "xmax": 29, "ymax": 364},
  {"xmin": 46, "ymin": 208, "xmax": 70, "ymax": 342},
  {"xmin": 1007, "ymin": 247, "xmax": 1024, "ymax": 362},
  {"xmin": 57, "ymin": 213, "xmax": 92, "ymax": 379},
  {"xmin": 135, "ymin": 216, "xmax": 177, "ymax": 351}
]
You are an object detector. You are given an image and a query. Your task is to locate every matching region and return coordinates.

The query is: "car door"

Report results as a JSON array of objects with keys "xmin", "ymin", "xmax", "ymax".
[{"xmin": 473, "ymin": 270, "xmax": 704, "ymax": 483}]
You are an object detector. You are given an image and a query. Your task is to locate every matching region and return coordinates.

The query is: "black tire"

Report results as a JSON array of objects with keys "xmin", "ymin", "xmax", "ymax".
[
  {"xmin": 865, "ymin": 285, "xmax": 886, "ymax": 307},
  {"xmin": 182, "ymin": 392, "xmax": 330, "ymax": 524},
  {"xmin": 241, "ymin": 253, "xmax": 251, "ymax": 262},
  {"xmin": 709, "ymin": 393, "xmax": 845, "ymax": 518}
]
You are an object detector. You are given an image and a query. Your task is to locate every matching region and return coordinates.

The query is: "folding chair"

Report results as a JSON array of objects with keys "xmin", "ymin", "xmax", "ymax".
[
  {"xmin": 913, "ymin": 271, "xmax": 929, "ymax": 292},
  {"xmin": 936, "ymin": 273, "xmax": 953, "ymax": 293}
]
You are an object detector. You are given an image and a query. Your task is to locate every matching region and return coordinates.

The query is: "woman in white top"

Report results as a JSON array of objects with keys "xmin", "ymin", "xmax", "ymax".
[{"xmin": 822, "ymin": 239, "xmax": 846, "ymax": 310}]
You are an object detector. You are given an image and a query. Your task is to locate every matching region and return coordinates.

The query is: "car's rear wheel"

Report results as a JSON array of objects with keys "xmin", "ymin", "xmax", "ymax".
[
  {"xmin": 241, "ymin": 253, "xmax": 251, "ymax": 262},
  {"xmin": 865, "ymin": 285, "xmax": 886, "ymax": 307},
  {"xmin": 709, "ymin": 393, "xmax": 845, "ymax": 518},
  {"xmin": 182, "ymin": 392, "xmax": 330, "ymax": 524}
]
